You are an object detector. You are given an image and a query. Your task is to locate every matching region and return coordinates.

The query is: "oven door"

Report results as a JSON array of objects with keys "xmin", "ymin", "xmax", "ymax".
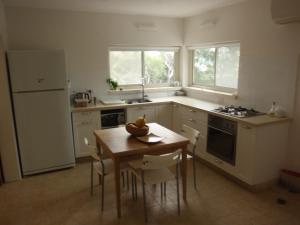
[
  {"xmin": 101, "ymin": 110, "xmax": 126, "ymax": 129},
  {"xmin": 207, "ymin": 126, "xmax": 236, "ymax": 165}
]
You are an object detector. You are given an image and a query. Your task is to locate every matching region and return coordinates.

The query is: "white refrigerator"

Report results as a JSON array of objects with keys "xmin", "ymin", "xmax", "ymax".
[{"xmin": 7, "ymin": 50, "xmax": 75, "ymax": 175}]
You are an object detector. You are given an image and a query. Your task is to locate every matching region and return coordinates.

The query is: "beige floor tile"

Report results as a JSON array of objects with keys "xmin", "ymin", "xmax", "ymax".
[{"xmin": 0, "ymin": 161, "xmax": 299, "ymax": 225}]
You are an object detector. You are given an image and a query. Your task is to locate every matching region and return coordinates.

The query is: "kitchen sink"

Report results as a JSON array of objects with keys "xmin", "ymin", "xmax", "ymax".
[{"xmin": 126, "ymin": 98, "xmax": 152, "ymax": 104}]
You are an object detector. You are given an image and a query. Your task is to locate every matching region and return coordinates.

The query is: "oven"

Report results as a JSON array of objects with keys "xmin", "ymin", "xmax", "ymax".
[
  {"xmin": 101, "ymin": 108, "xmax": 126, "ymax": 129},
  {"xmin": 207, "ymin": 114, "xmax": 237, "ymax": 165}
]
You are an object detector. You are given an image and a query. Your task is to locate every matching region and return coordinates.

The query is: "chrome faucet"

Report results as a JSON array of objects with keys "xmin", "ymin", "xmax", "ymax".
[{"xmin": 141, "ymin": 78, "xmax": 145, "ymax": 101}]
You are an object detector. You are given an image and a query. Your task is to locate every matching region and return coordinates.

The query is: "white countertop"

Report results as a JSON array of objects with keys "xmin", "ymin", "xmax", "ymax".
[{"xmin": 71, "ymin": 96, "xmax": 290, "ymax": 126}]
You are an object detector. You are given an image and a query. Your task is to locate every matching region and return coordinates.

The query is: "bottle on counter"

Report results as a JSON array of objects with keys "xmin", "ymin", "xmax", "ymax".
[{"xmin": 268, "ymin": 101, "xmax": 276, "ymax": 117}]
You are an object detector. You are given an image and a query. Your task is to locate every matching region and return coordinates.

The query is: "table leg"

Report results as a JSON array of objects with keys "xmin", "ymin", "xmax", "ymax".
[
  {"xmin": 114, "ymin": 158, "xmax": 121, "ymax": 218},
  {"xmin": 181, "ymin": 145, "xmax": 187, "ymax": 200}
]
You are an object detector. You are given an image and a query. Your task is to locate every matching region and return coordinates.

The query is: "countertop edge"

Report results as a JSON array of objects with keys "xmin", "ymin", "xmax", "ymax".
[{"xmin": 71, "ymin": 97, "xmax": 291, "ymax": 126}]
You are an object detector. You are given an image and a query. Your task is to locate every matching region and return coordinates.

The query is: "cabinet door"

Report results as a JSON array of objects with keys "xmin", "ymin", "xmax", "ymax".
[
  {"xmin": 235, "ymin": 123, "xmax": 256, "ymax": 184},
  {"xmin": 194, "ymin": 123, "xmax": 207, "ymax": 158},
  {"xmin": 127, "ymin": 106, "xmax": 157, "ymax": 124},
  {"xmin": 156, "ymin": 104, "xmax": 172, "ymax": 129},
  {"xmin": 172, "ymin": 103, "xmax": 182, "ymax": 133},
  {"xmin": 72, "ymin": 111, "xmax": 100, "ymax": 158}
]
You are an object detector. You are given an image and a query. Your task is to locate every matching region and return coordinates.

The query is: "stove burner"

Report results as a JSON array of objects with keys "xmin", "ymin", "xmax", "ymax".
[{"xmin": 213, "ymin": 105, "xmax": 265, "ymax": 118}]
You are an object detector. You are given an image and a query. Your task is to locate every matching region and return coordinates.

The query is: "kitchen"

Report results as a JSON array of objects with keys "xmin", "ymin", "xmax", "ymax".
[{"xmin": 0, "ymin": 0, "xmax": 300, "ymax": 224}]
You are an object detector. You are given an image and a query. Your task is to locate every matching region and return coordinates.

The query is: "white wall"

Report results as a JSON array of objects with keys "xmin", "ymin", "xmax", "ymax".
[
  {"xmin": 0, "ymin": 0, "xmax": 21, "ymax": 182},
  {"xmin": 6, "ymin": 7, "xmax": 183, "ymax": 99},
  {"xmin": 184, "ymin": 0, "xmax": 300, "ymax": 115},
  {"xmin": 183, "ymin": 0, "xmax": 300, "ymax": 172},
  {"xmin": 4, "ymin": 1, "xmax": 300, "ymax": 174}
]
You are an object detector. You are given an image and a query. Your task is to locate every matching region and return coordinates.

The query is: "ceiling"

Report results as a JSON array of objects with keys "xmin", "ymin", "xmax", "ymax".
[{"xmin": 3, "ymin": 0, "xmax": 248, "ymax": 18}]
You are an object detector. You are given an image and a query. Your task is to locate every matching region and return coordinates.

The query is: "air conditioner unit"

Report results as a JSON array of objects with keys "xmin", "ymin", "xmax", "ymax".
[{"xmin": 271, "ymin": 0, "xmax": 300, "ymax": 24}]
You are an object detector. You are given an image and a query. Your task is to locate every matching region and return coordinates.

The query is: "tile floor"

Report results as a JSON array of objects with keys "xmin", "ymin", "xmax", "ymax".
[{"xmin": 0, "ymin": 161, "xmax": 299, "ymax": 225}]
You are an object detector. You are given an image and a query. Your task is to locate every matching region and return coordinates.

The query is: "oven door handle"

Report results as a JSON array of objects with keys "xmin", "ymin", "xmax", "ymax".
[{"xmin": 208, "ymin": 125, "xmax": 235, "ymax": 136}]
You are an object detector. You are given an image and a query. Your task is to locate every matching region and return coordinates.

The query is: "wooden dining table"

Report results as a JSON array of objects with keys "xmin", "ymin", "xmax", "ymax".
[{"xmin": 94, "ymin": 122, "xmax": 190, "ymax": 218}]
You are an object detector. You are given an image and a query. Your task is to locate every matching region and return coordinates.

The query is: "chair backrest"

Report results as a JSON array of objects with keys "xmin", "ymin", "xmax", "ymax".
[
  {"xmin": 180, "ymin": 124, "xmax": 200, "ymax": 146},
  {"xmin": 141, "ymin": 150, "xmax": 181, "ymax": 170},
  {"xmin": 84, "ymin": 137, "xmax": 100, "ymax": 161}
]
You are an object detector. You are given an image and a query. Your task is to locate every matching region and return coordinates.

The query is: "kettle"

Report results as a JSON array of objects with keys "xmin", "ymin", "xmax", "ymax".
[{"xmin": 74, "ymin": 90, "xmax": 92, "ymax": 103}]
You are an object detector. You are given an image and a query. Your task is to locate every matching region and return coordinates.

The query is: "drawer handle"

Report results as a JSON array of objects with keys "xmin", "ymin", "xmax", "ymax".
[
  {"xmin": 189, "ymin": 109, "xmax": 196, "ymax": 113},
  {"xmin": 37, "ymin": 78, "xmax": 45, "ymax": 83},
  {"xmin": 188, "ymin": 119, "xmax": 196, "ymax": 122}
]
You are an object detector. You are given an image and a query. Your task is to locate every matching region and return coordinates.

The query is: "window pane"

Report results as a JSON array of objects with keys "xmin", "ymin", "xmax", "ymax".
[
  {"xmin": 109, "ymin": 51, "xmax": 142, "ymax": 85},
  {"xmin": 144, "ymin": 51, "xmax": 175, "ymax": 85},
  {"xmin": 193, "ymin": 48, "xmax": 215, "ymax": 87},
  {"xmin": 216, "ymin": 46, "xmax": 240, "ymax": 89}
]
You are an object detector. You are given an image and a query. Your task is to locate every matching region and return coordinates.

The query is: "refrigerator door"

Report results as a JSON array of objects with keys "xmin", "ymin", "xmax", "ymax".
[
  {"xmin": 13, "ymin": 90, "xmax": 75, "ymax": 175},
  {"xmin": 7, "ymin": 50, "xmax": 67, "ymax": 92}
]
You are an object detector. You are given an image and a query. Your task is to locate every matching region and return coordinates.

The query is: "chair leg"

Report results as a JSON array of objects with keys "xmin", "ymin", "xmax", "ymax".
[
  {"xmin": 134, "ymin": 175, "xmax": 138, "ymax": 200},
  {"xmin": 98, "ymin": 174, "xmax": 102, "ymax": 185},
  {"xmin": 160, "ymin": 183, "xmax": 163, "ymax": 200},
  {"xmin": 101, "ymin": 174, "xmax": 105, "ymax": 212},
  {"xmin": 90, "ymin": 160, "xmax": 94, "ymax": 196},
  {"xmin": 164, "ymin": 182, "xmax": 166, "ymax": 196},
  {"xmin": 126, "ymin": 171, "xmax": 129, "ymax": 191},
  {"xmin": 141, "ymin": 171, "xmax": 148, "ymax": 223},
  {"xmin": 122, "ymin": 171, "xmax": 125, "ymax": 188},
  {"xmin": 176, "ymin": 163, "xmax": 180, "ymax": 215},
  {"xmin": 193, "ymin": 151, "xmax": 197, "ymax": 189},
  {"xmin": 131, "ymin": 172, "xmax": 135, "ymax": 200}
]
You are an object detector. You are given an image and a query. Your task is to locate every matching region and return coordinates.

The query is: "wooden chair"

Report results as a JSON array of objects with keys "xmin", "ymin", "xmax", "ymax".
[
  {"xmin": 84, "ymin": 137, "xmax": 129, "ymax": 211},
  {"xmin": 129, "ymin": 150, "xmax": 182, "ymax": 222},
  {"xmin": 180, "ymin": 124, "xmax": 201, "ymax": 189}
]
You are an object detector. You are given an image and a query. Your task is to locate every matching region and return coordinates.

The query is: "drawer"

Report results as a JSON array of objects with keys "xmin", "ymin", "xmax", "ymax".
[
  {"xmin": 179, "ymin": 105, "xmax": 208, "ymax": 123},
  {"xmin": 181, "ymin": 117, "xmax": 207, "ymax": 135},
  {"xmin": 72, "ymin": 111, "xmax": 100, "ymax": 123},
  {"xmin": 204, "ymin": 152, "xmax": 237, "ymax": 176}
]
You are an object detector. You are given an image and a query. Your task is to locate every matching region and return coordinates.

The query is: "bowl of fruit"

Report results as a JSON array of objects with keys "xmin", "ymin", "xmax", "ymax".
[{"xmin": 126, "ymin": 115, "xmax": 149, "ymax": 137}]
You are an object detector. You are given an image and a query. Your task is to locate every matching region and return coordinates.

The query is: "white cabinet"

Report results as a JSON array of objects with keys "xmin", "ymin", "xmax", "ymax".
[
  {"xmin": 72, "ymin": 111, "xmax": 101, "ymax": 157},
  {"xmin": 172, "ymin": 103, "xmax": 183, "ymax": 133},
  {"xmin": 235, "ymin": 122, "xmax": 289, "ymax": 185},
  {"xmin": 127, "ymin": 103, "xmax": 172, "ymax": 129},
  {"xmin": 156, "ymin": 103, "xmax": 172, "ymax": 129},
  {"xmin": 127, "ymin": 105, "xmax": 157, "ymax": 124},
  {"xmin": 235, "ymin": 124, "xmax": 256, "ymax": 184},
  {"xmin": 172, "ymin": 103, "xmax": 208, "ymax": 158}
]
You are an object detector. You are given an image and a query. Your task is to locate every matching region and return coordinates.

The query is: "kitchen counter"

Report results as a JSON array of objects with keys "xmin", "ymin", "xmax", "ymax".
[{"xmin": 71, "ymin": 96, "xmax": 290, "ymax": 126}]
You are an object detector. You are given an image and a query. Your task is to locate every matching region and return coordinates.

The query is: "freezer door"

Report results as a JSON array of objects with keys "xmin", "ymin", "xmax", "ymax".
[
  {"xmin": 7, "ymin": 50, "xmax": 67, "ymax": 92},
  {"xmin": 13, "ymin": 90, "xmax": 75, "ymax": 175}
]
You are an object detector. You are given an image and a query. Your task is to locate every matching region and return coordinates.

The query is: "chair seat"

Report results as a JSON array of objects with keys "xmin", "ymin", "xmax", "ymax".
[
  {"xmin": 94, "ymin": 159, "xmax": 129, "ymax": 176},
  {"xmin": 131, "ymin": 167, "xmax": 175, "ymax": 185},
  {"xmin": 93, "ymin": 159, "xmax": 114, "ymax": 175}
]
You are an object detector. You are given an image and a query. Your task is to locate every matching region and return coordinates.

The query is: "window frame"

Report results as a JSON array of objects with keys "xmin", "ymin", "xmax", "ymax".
[
  {"xmin": 190, "ymin": 43, "xmax": 240, "ymax": 94},
  {"xmin": 108, "ymin": 47, "xmax": 180, "ymax": 88}
]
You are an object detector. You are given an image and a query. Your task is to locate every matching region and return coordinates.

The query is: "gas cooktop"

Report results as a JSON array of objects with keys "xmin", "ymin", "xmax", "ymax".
[{"xmin": 212, "ymin": 105, "xmax": 265, "ymax": 118}]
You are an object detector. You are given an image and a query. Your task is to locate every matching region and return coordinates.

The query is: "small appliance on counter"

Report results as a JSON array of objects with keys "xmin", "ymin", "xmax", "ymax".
[
  {"xmin": 212, "ymin": 105, "xmax": 265, "ymax": 118},
  {"xmin": 175, "ymin": 90, "xmax": 186, "ymax": 96},
  {"xmin": 71, "ymin": 90, "xmax": 92, "ymax": 107}
]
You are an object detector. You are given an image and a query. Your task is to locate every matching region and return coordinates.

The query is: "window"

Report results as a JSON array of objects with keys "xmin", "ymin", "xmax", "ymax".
[
  {"xmin": 109, "ymin": 48, "xmax": 177, "ymax": 86},
  {"xmin": 192, "ymin": 44, "xmax": 240, "ymax": 92}
]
